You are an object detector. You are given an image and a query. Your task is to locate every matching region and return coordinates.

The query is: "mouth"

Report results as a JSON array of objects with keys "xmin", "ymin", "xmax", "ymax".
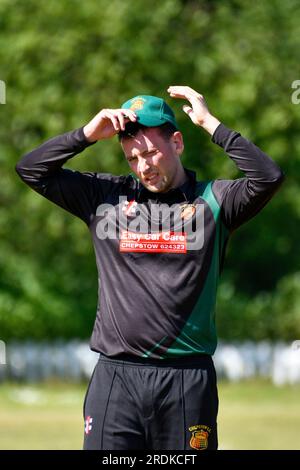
[{"xmin": 144, "ymin": 173, "xmax": 159, "ymax": 184}]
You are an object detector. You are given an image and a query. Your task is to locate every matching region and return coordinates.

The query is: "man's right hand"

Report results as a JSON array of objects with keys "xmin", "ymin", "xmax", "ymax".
[{"xmin": 83, "ymin": 108, "xmax": 137, "ymax": 142}]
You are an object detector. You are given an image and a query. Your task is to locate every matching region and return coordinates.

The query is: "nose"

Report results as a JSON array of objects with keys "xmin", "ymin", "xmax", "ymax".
[{"xmin": 138, "ymin": 158, "xmax": 151, "ymax": 175}]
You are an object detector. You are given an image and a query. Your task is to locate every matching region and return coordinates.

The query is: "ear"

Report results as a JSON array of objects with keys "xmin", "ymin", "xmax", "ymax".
[{"xmin": 171, "ymin": 131, "xmax": 184, "ymax": 157}]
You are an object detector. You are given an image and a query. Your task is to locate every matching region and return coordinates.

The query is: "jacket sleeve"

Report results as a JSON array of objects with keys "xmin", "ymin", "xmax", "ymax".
[
  {"xmin": 15, "ymin": 127, "xmax": 115, "ymax": 226},
  {"xmin": 211, "ymin": 123, "xmax": 285, "ymax": 232}
]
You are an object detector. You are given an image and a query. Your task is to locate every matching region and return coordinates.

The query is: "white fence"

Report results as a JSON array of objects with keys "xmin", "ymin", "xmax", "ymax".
[{"xmin": 0, "ymin": 340, "xmax": 300, "ymax": 385}]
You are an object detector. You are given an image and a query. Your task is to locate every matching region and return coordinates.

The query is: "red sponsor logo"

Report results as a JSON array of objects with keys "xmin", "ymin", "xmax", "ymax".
[{"xmin": 119, "ymin": 231, "xmax": 187, "ymax": 253}]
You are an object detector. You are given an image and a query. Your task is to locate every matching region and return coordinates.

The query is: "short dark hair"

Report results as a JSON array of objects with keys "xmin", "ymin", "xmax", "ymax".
[{"xmin": 118, "ymin": 121, "xmax": 178, "ymax": 142}]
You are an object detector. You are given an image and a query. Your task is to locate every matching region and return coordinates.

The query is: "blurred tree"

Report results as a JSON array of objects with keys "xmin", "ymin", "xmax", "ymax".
[{"xmin": 0, "ymin": 0, "xmax": 299, "ymax": 340}]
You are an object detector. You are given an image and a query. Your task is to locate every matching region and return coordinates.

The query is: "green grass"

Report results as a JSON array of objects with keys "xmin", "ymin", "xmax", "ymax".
[
  {"xmin": 218, "ymin": 379, "xmax": 300, "ymax": 450},
  {"xmin": 0, "ymin": 379, "xmax": 299, "ymax": 450},
  {"xmin": 0, "ymin": 381, "xmax": 87, "ymax": 450}
]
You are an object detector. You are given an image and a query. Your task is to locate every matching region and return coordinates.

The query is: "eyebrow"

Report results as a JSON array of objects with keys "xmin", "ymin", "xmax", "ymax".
[{"xmin": 126, "ymin": 148, "xmax": 157, "ymax": 160}]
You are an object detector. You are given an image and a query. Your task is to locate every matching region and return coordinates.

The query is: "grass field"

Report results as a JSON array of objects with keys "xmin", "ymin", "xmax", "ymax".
[{"xmin": 0, "ymin": 379, "xmax": 299, "ymax": 450}]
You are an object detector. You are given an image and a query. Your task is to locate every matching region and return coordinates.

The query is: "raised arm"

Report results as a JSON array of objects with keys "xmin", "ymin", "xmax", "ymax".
[
  {"xmin": 15, "ymin": 108, "xmax": 137, "ymax": 225},
  {"xmin": 167, "ymin": 85, "xmax": 285, "ymax": 231},
  {"xmin": 210, "ymin": 123, "xmax": 284, "ymax": 231},
  {"xmin": 15, "ymin": 127, "xmax": 100, "ymax": 225}
]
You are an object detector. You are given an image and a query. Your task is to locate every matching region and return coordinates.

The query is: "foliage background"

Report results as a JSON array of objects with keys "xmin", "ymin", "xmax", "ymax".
[{"xmin": 0, "ymin": 0, "xmax": 299, "ymax": 341}]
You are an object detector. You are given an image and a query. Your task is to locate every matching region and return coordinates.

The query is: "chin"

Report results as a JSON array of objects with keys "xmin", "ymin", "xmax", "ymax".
[
  {"xmin": 146, "ymin": 182, "xmax": 169, "ymax": 193},
  {"xmin": 145, "ymin": 177, "xmax": 170, "ymax": 193},
  {"xmin": 144, "ymin": 184, "xmax": 160, "ymax": 193}
]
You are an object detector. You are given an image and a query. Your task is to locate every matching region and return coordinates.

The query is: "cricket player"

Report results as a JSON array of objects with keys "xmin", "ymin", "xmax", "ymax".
[{"xmin": 16, "ymin": 86, "xmax": 284, "ymax": 450}]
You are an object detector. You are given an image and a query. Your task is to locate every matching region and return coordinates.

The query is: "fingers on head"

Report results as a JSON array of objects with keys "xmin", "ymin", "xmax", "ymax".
[
  {"xmin": 101, "ymin": 108, "xmax": 136, "ymax": 131},
  {"xmin": 121, "ymin": 109, "xmax": 137, "ymax": 123}
]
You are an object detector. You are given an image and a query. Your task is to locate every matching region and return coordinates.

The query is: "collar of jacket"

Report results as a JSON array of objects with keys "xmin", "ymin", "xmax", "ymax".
[{"xmin": 133, "ymin": 168, "xmax": 197, "ymax": 204}]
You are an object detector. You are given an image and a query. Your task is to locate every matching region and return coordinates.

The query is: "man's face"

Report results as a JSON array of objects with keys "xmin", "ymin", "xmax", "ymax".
[{"xmin": 121, "ymin": 127, "xmax": 184, "ymax": 193}]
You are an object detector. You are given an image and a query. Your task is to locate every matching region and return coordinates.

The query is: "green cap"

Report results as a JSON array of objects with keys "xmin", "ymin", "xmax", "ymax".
[{"xmin": 121, "ymin": 95, "xmax": 178, "ymax": 129}]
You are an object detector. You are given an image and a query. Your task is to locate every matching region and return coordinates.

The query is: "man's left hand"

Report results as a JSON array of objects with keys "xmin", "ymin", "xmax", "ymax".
[{"xmin": 167, "ymin": 86, "xmax": 220, "ymax": 135}]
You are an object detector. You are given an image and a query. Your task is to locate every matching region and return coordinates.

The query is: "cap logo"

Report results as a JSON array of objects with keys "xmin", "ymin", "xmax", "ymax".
[{"xmin": 129, "ymin": 97, "xmax": 146, "ymax": 111}]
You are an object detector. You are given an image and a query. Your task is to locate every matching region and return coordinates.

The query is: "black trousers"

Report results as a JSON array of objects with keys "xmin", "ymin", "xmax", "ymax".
[{"xmin": 83, "ymin": 353, "xmax": 219, "ymax": 450}]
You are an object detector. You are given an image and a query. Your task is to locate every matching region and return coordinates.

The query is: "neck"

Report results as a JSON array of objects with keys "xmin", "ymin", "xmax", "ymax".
[{"xmin": 172, "ymin": 166, "xmax": 188, "ymax": 189}]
